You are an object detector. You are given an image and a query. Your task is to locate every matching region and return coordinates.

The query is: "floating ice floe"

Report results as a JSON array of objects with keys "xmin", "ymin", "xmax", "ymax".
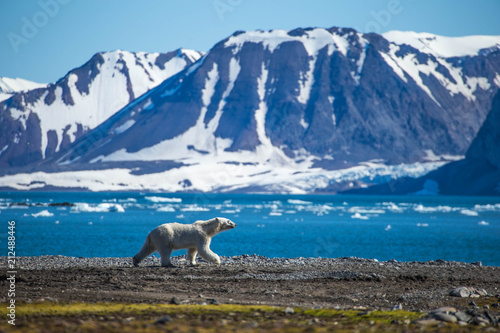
[
  {"xmin": 351, "ymin": 212, "xmax": 369, "ymax": 220},
  {"xmin": 71, "ymin": 203, "xmax": 125, "ymax": 213},
  {"xmin": 221, "ymin": 210, "xmax": 238, "ymax": 214},
  {"xmin": 474, "ymin": 203, "xmax": 500, "ymax": 212},
  {"xmin": 460, "ymin": 209, "xmax": 479, "ymax": 216},
  {"xmin": 382, "ymin": 202, "xmax": 405, "ymax": 213},
  {"xmin": 413, "ymin": 204, "xmax": 454, "ymax": 213},
  {"xmin": 157, "ymin": 206, "xmax": 175, "ymax": 212},
  {"xmin": 180, "ymin": 205, "xmax": 210, "ymax": 212},
  {"xmin": 31, "ymin": 210, "xmax": 53, "ymax": 217},
  {"xmin": 309, "ymin": 204, "xmax": 335, "ymax": 216},
  {"xmin": 287, "ymin": 199, "xmax": 313, "ymax": 205},
  {"xmin": 119, "ymin": 198, "xmax": 137, "ymax": 203},
  {"xmin": 478, "ymin": 221, "xmax": 489, "ymax": 226},
  {"xmin": 417, "ymin": 223, "xmax": 429, "ymax": 227},
  {"xmin": 385, "ymin": 224, "xmax": 392, "ymax": 231},
  {"xmin": 145, "ymin": 196, "xmax": 182, "ymax": 203},
  {"xmin": 348, "ymin": 207, "xmax": 385, "ymax": 214}
]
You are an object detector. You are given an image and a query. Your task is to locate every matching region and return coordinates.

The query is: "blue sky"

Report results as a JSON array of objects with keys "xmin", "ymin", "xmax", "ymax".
[{"xmin": 1, "ymin": 0, "xmax": 499, "ymax": 83}]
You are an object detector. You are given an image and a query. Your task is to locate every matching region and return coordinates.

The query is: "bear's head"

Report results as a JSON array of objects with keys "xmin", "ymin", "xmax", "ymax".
[
  {"xmin": 198, "ymin": 217, "xmax": 236, "ymax": 236},
  {"xmin": 216, "ymin": 217, "xmax": 236, "ymax": 232}
]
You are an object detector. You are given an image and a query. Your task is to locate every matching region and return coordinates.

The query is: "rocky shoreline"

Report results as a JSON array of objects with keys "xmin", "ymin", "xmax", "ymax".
[
  {"xmin": 3, "ymin": 254, "xmax": 492, "ymax": 270},
  {"xmin": 2, "ymin": 255, "xmax": 500, "ymax": 329}
]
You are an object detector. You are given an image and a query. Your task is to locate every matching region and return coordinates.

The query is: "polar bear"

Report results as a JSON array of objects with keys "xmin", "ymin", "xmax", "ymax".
[{"xmin": 133, "ymin": 217, "xmax": 236, "ymax": 267}]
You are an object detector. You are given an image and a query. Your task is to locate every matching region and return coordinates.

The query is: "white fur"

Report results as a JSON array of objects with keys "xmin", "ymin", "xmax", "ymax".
[{"xmin": 133, "ymin": 217, "xmax": 236, "ymax": 267}]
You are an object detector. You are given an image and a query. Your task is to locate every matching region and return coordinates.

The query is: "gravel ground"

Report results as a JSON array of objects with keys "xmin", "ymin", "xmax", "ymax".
[{"xmin": 1, "ymin": 255, "xmax": 500, "ymax": 321}]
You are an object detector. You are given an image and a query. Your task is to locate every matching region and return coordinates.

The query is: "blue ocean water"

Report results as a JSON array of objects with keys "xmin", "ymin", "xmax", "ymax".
[{"xmin": 0, "ymin": 192, "xmax": 499, "ymax": 266}]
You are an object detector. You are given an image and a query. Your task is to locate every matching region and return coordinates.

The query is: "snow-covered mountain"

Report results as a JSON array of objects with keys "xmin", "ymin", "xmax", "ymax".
[
  {"xmin": 0, "ymin": 77, "xmax": 47, "ymax": 102},
  {"xmin": 1, "ymin": 27, "xmax": 499, "ymax": 193},
  {"xmin": 0, "ymin": 48, "xmax": 202, "ymax": 168}
]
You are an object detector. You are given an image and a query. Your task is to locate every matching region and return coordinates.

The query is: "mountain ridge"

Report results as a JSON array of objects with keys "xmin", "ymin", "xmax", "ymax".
[
  {"xmin": 0, "ymin": 77, "xmax": 47, "ymax": 102},
  {"xmin": 0, "ymin": 48, "xmax": 202, "ymax": 169}
]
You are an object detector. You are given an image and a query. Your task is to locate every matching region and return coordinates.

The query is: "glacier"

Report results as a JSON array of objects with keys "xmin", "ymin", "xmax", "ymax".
[{"xmin": 0, "ymin": 158, "xmax": 449, "ymax": 193}]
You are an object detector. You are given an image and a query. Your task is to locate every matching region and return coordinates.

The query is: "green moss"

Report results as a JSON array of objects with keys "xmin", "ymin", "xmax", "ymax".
[
  {"xmin": 302, "ymin": 308, "xmax": 424, "ymax": 325},
  {"xmin": 1, "ymin": 302, "xmax": 280, "ymax": 318},
  {"xmin": 0, "ymin": 302, "xmax": 480, "ymax": 333}
]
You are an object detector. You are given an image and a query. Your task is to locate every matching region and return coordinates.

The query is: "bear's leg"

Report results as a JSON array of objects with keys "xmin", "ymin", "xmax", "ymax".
[
  {"xmin": 133, "ymin": 235, "xmax": 156, "ymax": 267},
  {"xmin": 157, "ymin": 245, "xmax": 175, "ymax": 267},
  {"xmin": 197, "ymin": 246, "xmax": 221, "ymax": 265},
  {"xmin": 187, "ymin": 248, "xmax": 198, "ymax": 266}
]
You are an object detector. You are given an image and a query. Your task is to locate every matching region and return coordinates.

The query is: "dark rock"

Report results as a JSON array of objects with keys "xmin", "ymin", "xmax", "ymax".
[
  {"xmin": 483, "ymin": 311, "xmax": 495, "ymax": 324},
  {"xmin": 155, "ymin": 315, "xmax": 172, "ymax": 324},
  {"xmin": 48, "ymin": 202, "xmax": 75, "ymax": 207},
  {"xmin": 472, "ymin": 315, "xmax": 490, "ymax": 326},
  {"xmin": 169, "ymin": 297, "xmax": 180, "ymax": 305},
  {"xmin": 10, "ymin": 202, "xmax": 30, "ymax": 207}
]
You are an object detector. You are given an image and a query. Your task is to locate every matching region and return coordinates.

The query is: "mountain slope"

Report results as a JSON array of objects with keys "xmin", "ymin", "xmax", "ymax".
[
  {"xmin": 346, "ymin": 91, "xmax": 500, "ymax": 196},
  {"xmin": 56, "ymin": 28, "xmax": 499, "ymax": 168},
  {"xmin": 0, "ymin": 48, "xmax": 202, "ymax": 169},
  {"xmin": 1, "ymin": 27, "xmax": 499, "ymax": 193}
]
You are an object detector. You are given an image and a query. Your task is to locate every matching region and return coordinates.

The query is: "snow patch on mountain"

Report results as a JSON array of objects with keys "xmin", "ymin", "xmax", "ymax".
[
  {"xmin": 255, "ymin": 63, "xmax": 270, "ymax": 146},
  {"xmin": 201, "ymin": 63, "xmax": 219, "ymax": 107},
  {"xmin": 114, "ymin": 119, "xmax": 136, "ymax": 135},
  {"xmin": 180, "ymin": 48, "xmax": 205, "ymax": 62},
  {"xmin": 380, "ymin": 32, "xmax": 499, "ymax": 103},
  {"xmin": 495, "ymin": 73, "xmax": 500, "ymax": 87},
  {"xmin": 381, "ymin": 44, "xmax": 440, "ymax": 105},
  {"xmin": 225, "ymin": 28, "xmax": 350, "ymax": 56},
  {"xmin": 226, "ymin": 28, "xmax": 370, "ymax": 105},
  {"xmin": 383, "ymin": 31, "xmax": 500, "ymax": 58}
]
